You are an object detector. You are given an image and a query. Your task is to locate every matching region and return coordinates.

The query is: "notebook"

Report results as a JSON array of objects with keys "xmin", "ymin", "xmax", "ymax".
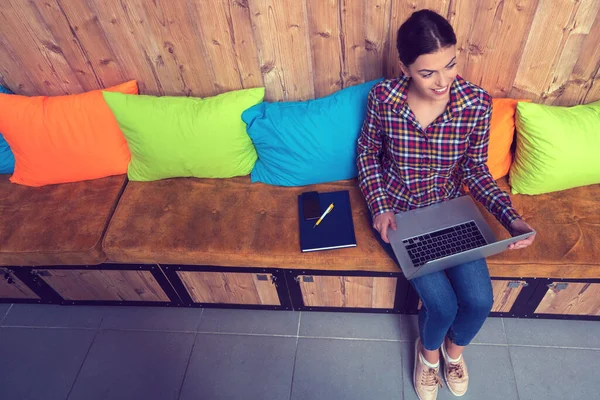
[{"xmin": 298, "ymin": 190, "xmax": 357, "ymax": 252}]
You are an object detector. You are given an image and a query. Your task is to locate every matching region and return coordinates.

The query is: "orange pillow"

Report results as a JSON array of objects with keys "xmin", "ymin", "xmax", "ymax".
[
  {"xmin": 487, "ymin": 98, "xmax": 531, "ymax": 180},
  {"xmin": 0, "ymin": 81, "xmax": 138, "ymax": 186}
]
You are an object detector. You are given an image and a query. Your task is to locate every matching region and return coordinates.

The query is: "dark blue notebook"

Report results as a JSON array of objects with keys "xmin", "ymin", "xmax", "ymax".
[{"xmin": 298, "ymin": 190, "xmax": 357, "ymax": 252}]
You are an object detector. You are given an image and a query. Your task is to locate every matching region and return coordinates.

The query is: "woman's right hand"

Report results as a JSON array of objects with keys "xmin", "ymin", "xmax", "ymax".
[{"xmin": 373, "ymin": 211, "xmax": 397, "ymax": 243}]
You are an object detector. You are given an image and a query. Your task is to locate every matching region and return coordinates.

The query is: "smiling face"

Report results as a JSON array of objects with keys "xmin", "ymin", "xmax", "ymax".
[{"xmin": 400, "ymin": 45, "xmax": 457, "ymax": 102}]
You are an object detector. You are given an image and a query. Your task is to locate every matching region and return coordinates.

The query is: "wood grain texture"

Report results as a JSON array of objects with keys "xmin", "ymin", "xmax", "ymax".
[
  {"xmin": 178, "ymin": 271, "xmax": 280, "ymax": 305},
  {"xmin": 306, "ymin": 0, "xmax": 343, "ymax": 97},
  {"xmin": 299, "ymin": 275, "xmax": 396, "ymax": 308},
  {"xmin": 38, "ymin": 269, "xmax": 170, "ymax": 302},
  {"xmin": 248, "ymin": 0, "xmax": 314, "ymax": 101},
  {"xmin": 0, "ymin": 0, "xmax": 598, "ymax": 105},
  {"xmin": 535, "ymin": 282, "xmax": 600, "ymax": 316},
  {"xmin": 491, "ymin": 280, "xmax": 526, "ymax": 313},
  {"xmin": 0, "ymin": 272, "xmax": 40, "ymax": 300}
]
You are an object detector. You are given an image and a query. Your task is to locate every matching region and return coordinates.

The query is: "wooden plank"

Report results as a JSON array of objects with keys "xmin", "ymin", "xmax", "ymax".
[
  {"xmin": 340, "ymin": 0, "xmax": 367, "ymax": 86},
  {"xmin": 248, "ymin": 0, "xmax": 314, "ymax": 101},
  {"xmin": 535, "ymin": 282, "xmax": 600, "ymax": 316},
  {"xmin": 178, "ymin": 271, "xmax": 278, "ymax": 305},
  {"xmin": 300, "ymin": 275, "xmax": 395, "ymax": 308},
  {"xmin": 299, "ymin": 275, "xmax": 343, "ymax": 307},
  {"xmin": 386, "ymin": 1, "xmax": 451, "ymax": 78},
  {"xmin": 225, "ymin": 0, "xmax": 264, "ymax": 89},
  {"xmin": 189, "ymin": 1, "xmax": 263, "ymax": 94},
  {"xmin": 491, "ymin": 280, "xmax": 526, "ymax": 313},
  {"xmin": 0, "ymin": 0, "xmax": 85, "ymax": 95},
  {"xmin": 543, "ymin": 0, "xmax": 600, "ymax": 104},
  {"xmin": 251, "ymin": 274, "xmax": 281, "ymax": 306},
  {"xmin": 450, "ymin": 0, "xmax": 539, "ymax": 97},
  {"xmin": 366, "ymin": 0, "xmax": 393, "ymax": 80},
  {"xmin": 38, "ymin": 269, "xmax": 170, "ymax": 302},
  {"xmin": 511, "ymin": 0, "xmax": 580, "ymax": 101},
  {"xmin": 0, "ymin": 272, "xmax": 40, "ymax": 300},
  {"xmin": 306, "ymin": 0, "xmax": 343, "ymax": 97},
  {"xmin": 551, "ymin": 7, "xmax": 600, "ymax": 105},
  {"xmin": 372, "ymin": 277, "xmax": 397, "ymax": 309},
  {"xmin": 51, "ymin": 0, "xmax": 129, "ymax": 90}
]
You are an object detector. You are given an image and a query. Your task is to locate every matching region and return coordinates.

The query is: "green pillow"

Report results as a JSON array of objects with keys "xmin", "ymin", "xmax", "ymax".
[
  {"xmin": 510, "ymin": 100, "xmax": 600, "ymax": 195},
  {"xmin": 103, "ymin": 88, "xmax": 264, "ymax": 181}
]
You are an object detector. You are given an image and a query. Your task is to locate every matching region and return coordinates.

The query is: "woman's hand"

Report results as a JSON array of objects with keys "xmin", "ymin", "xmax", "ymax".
[
  {"xmin": 373, "ymin": 211, "xmax": 397, "ymax": 243},
  {"xmin": 508, "ymin": 219, "xmax": 536, "ymax": 250}
]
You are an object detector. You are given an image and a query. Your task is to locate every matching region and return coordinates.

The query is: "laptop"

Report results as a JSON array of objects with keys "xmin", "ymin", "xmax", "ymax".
[{"xmin": 387, "ymin": 195, "xmax": 535, "ymax": 280}]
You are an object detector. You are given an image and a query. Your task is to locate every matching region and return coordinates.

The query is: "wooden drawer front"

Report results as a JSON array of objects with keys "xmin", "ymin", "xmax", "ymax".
[
  {"xmin": 299, "ymin": 275, "xmax": 396, "ymax": 309},
  {"xmin": 37, "ymin": 269, "xmax": 170, "ymax": 302},
  {"xmin": 0, "ymin": 271, "xmax": 39, "ymax": 300},
  {"xmin": 535, "ymin": 282, "xmax": 600, "ymax": 316},
  {"xmin": 178, "ymin": 272, "xmax": 280, "ymax": 305},
  {"xmin": 491, "ymin": 280, "xmax": 528, "ymax": 313}
]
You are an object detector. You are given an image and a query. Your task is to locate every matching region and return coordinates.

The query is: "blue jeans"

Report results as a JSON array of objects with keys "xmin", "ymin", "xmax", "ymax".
[{"xmin": 373, "ymin": 225, "xmax": 494, "ymax": 350}]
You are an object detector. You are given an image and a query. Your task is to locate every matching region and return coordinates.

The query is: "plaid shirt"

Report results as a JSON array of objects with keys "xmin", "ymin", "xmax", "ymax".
[{"xmin": 357, "ymin": 75, "xmax": 520, "ymax": 230}]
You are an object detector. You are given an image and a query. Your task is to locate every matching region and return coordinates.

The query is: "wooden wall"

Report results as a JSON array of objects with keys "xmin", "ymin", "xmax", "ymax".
[{"xmin": 0, "ymin": 0, "xmax": 598, "ymax": 105}]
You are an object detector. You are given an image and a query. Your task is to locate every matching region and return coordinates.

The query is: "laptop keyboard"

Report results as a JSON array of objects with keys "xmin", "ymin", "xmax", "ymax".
[{"xmin": 403, "ymin": 221, "xmax": 487, "ymax": 268}]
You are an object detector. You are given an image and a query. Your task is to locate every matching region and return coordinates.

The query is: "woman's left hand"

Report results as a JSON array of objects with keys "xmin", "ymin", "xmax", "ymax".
[{"xmin": 508, "ymin": 219, "xmax": 536, "ymax": 250}]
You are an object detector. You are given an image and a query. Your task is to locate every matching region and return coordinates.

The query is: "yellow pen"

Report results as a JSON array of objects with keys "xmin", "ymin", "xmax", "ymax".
[{"xmin": 313, "ymin": 203, "xmax": 334, "ymax": 228}]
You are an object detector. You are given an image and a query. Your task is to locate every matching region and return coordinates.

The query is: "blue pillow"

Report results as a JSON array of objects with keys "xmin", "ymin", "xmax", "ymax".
[
  {"xmin": 0, "ymin": 84, "xmax": 15, "ymax": 174},
  {"xmin": 242, "ymin": 79, "xmax": 382, "ymax": 186}
]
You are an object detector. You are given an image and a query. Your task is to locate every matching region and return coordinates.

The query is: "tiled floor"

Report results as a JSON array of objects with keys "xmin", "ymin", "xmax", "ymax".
[{"xmin": 0, "ymin": 304, "xmax": 598, "ymax": 400}]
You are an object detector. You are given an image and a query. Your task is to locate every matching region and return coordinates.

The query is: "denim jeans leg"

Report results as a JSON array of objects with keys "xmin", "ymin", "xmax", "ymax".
[{"xmin": 444, "ymin": 258, "xmax": 494, "ymax": 346}]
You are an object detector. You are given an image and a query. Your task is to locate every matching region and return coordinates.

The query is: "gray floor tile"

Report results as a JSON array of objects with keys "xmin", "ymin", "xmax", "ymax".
[
  {"xmin": 299, "ymin": 311, "xmax": 404, "ymax": 340},
  {"xmin": 180, "ymin": 334, "xmax": 296, "ymax": 400},
  {"xmin": 0, "ymin": 327, "xmax": 96, "ymax": 400},
  {"xmin": 197, "ymin": 308, "xmax": 299, "ymax": 335},
  {"xmin": 68, "ymin": 330, "xmax": 195, "ymax": 400},
  {"xmin": 0, "ymin": 303, "xmax": 11, "ymax": 323},
  {"xmin": 100, "ymin": 306, "xmax": 203, "ymax": 331},
  {"xmin": 398, "ymin": 314, "xmax": 507, "ymax": 344},
  {"xmin": 504, "ymin": 318, "xmax": 600, "ymax": 348},
  {"xmin": 291, "ymin": 338, "xmax": 403, "ymax": 400},
  {"xmin": 401, "ymin": 342, "xmax": 518, "ymax": 400},
  {"xmin": 510, "ymin": 346, "xmax": 600, "ymax": 400},
  {"xmin": 1, "ymin": 304, "xmax": 103, "ymax": 328}
]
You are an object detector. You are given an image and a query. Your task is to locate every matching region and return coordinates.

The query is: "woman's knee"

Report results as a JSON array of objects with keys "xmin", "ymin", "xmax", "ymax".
[
  {"xmin": 422, "ymin": 295, "xmax": 458, "ymax": 325},
  {"xmin": 461, "ymin": 290, "xmax": 494, "ymax": 317}
]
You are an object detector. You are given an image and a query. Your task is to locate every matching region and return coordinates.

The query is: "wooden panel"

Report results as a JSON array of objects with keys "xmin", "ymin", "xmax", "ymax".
[
  {"xmin": 535, "ymin": 282, "xmax": 600, "ymax": 316},
  {"xmin": 178, "ymin": 271, "xmax": 280, "ymax": 305},
  {"xmin": 0, "ymin": 271, "xmax": 39, "ymax": 300},
  {"xmin": 248, "ymin": 0, "xmax": 314, "ymax": 101},
  {"xmin": 491, "ymin": 280, "xmax": 526, "ymax": 313},
  {"xmin": 306, "ymin": 0, "xmax": 343, "ymax": 97},
  {"xmin": 38, "ymin": 269, "xmax": 170, "ymax": 302},
  {"xmin": 0, "ymin": 1, "xmax": 599, "ymax": 104},
  {"xmin": 511, "ymin": 0, "xmax": 580, "ymax": 101},
  {"xmin": 299, "ymin": 275, "xmax": 396, "ymax": 308}
]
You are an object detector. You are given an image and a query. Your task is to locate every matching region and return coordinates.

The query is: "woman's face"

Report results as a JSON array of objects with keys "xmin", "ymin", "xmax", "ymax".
[{"xmin": 401, "ymin": 45, "xmax": 457, "ymax": 101}]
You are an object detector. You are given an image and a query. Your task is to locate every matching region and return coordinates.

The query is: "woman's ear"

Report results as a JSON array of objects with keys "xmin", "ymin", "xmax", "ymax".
[{"xmin": 399, "ymin": 61, "xmax": 410, "ymax": 77}]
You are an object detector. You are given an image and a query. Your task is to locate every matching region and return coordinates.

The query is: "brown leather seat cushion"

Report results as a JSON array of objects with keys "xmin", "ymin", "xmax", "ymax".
[
  {"xmin": 103, "ymin": 176, "xmax": 600, "ymax": 279},
  {"xmin": 0, "ymin": 174, "xmax": 127, "ymax": 266}
]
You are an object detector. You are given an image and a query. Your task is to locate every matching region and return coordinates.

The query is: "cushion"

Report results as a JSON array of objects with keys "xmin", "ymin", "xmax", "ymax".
[
  {"xmin": 103, "ymin": 176, "xmax": 600, "ymax": 279},
  {"xmin": 0, "ymin": 173, "xmax": 127, "ymax": 266},
  {"xmin": 0, "ymin": 81, "xmax": 138, "ymax": 187},
  {"xmin": 242, "ymin": 79, "xmax": 382, "ymax": 186},
  {"xmin": 510, "ymin": 100, "xmax": 600, "ymax": 195},
  {"xmin": 0, "ymin": 85, "xmax": 14, "ymax": 174},
  {"xmin": 102, "ymin": 88, "xmax": 264, "ymax": 181},
  {"xmin": 487, "ymin": 98, "xmax": 530, "ymax": 180}
]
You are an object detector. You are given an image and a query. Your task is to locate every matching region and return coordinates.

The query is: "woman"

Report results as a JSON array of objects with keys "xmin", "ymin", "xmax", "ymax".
[{"xmin": 357, "ymin": 10, "xmax": 536, "ymax": 400}]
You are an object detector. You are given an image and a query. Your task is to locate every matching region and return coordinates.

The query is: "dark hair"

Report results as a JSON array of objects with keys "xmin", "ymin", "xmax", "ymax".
[{"xmin": 396, "ymin": 9, "xmax": 457, "ymax": 66}]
